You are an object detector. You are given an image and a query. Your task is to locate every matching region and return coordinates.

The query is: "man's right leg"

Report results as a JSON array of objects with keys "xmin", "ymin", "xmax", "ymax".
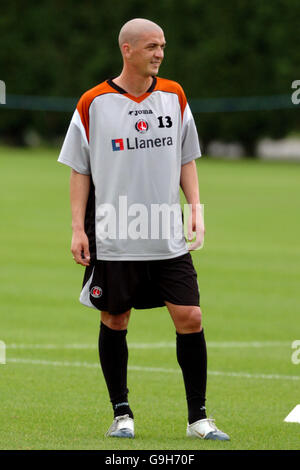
[{"xmin": 99, "ymin": 310, "xmax": 134, "ymax": 437}]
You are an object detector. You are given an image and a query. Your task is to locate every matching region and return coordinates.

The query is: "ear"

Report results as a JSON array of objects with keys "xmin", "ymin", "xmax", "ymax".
[{"xmin": 121, "ymin": 43, "xmax": 132, "ymax": 59}]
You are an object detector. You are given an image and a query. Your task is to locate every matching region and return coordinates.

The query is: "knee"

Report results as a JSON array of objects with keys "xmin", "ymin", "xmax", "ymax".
[
  {"xmin": 101, "ymin": 310, "xmax": 130, "ymax": 330},
  {"xmin": 180, "ymin": 306, "xmax": 202, "ymax": 333}
]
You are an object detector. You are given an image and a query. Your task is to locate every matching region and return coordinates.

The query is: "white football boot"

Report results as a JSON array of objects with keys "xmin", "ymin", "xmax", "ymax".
[
  {"xmin": 187, "ymin": 418, "xmax": 230, "ymax": 441},
  {"xmin": 105, "ymin": 414, "xmax": 134, "ymax": 438}
]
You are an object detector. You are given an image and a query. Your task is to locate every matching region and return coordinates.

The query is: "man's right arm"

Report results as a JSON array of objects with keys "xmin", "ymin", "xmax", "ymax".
[{"xmin": 70, "ymin": 169, "xmax": 91, "ymax": 266}]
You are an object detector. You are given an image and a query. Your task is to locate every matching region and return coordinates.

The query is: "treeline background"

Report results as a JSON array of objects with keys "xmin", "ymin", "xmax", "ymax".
[{"xmin": 1, "ymin": 0, "xmax": 299, "ymax": 154}]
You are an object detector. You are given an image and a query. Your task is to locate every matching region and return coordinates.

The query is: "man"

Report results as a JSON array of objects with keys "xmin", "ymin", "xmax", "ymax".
[{"xmin": 58, "ymin": 18, "xmax": 229, "ymax": 441}]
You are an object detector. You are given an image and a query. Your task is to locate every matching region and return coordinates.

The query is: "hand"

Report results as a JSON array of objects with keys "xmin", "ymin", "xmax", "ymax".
[
  {"xmin": 71, "ymin": 230, "xmax": 91, "ymax": 266},
  {"xmin": 187, "ymin": 204, "xmax": 205, "ymax": 251}
]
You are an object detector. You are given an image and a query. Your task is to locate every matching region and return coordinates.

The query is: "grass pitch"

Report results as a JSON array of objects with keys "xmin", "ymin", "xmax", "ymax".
[{"xmin": 0, "ymin": 146, "xmax": 300, "ymax": 450}]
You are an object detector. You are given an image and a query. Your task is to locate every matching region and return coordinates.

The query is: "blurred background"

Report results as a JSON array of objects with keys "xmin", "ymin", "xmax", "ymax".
[{"xmin": 1, "ymin": 0, "xmax": 299, "ymax": 158}]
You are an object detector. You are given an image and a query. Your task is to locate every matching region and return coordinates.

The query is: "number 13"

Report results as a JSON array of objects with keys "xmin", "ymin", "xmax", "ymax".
[{"xmin": 157, "ymin": 116, "xmax": 173, "ymax": 128}]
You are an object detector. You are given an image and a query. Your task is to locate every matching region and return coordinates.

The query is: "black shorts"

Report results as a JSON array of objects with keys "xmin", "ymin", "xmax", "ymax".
[{"xmin": 80, "ymin": 252, "xmax": 200, "ymax": 315}]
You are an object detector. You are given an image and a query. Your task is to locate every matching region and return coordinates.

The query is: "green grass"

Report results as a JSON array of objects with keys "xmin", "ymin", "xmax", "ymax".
[{"xmin": 1, "ymin": 146, "xmax": 300, "ymax": 450}]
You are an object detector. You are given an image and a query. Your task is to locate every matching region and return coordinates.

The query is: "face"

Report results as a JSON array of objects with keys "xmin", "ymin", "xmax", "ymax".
[{"xmin": 124, "ymin": 29, "xmax": 166, "ymax": 77}]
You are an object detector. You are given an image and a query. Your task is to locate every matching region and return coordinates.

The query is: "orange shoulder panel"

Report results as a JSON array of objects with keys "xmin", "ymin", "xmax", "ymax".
[
  {"xmin": 155, "ymin": 77, "xmax": 187, "ymax": 119},
  {"xmin": 76, "ymin": 81, "xmax": 117, "ymax": 142}
]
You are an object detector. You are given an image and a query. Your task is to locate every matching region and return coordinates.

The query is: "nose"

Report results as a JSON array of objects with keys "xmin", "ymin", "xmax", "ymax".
[{"xmin": 155, "ymin": 46, "xmax": 164, "ymax": 59}]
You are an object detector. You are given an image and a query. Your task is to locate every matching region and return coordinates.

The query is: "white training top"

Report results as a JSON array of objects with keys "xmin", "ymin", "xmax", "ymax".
[{"xmin": 58, "ymin": 76, "xmax": 201, "ymax": 261}]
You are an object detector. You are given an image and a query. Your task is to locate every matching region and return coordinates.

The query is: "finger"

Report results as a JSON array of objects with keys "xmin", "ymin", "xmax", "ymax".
[
  {"xmin": 188, "ymin": 241, "xmax": 199, "ymax": 251},
  {"xmin": 76, "ymin": 256, "xmax": 90, "ymax": 266},
  {"xmin": 187, "ymin": 214, "xmax": 193, "ymax": 241},
  {"xmin": 71, "ymin": 245, "xmax": 82, "ymax": 261},
  {"xmin": 80, "ymin": 240, "xmax": 91, "ymax": 265},
  {"xmin": 82, "ymin": 245, "xmax": 91, "ymax": 265},
  {"xmin": 72, "ymin": 245, "xmax": 87, "ymax": 266},
  {"xmin": 80, "ymin": 250, "xmax": 90, "ymax": 266},
  {"xmin": 188, "ymin": 229, "xmax": 204, "ymax": 251}
]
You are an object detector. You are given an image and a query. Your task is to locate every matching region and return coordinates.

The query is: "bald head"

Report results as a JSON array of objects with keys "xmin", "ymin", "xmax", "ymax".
[{"xmin": 118, "ymin": 18, "xmax": 163, "ymax": 50}]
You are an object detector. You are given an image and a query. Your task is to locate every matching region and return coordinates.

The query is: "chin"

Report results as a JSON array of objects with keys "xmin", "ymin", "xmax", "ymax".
[{"xmin": 150, "ymin": 67, "xmax": 160, "ymax": 76}]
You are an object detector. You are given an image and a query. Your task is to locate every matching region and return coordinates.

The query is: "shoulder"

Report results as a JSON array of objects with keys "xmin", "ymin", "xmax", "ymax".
[
  {"xmin": 155, "ymin": 77, "xmax": 186, "ymax": 96},
  {"xmin": 77, "ymin": 80, "xmax": 117, "ymax": 111},
  {"xmin": 155, "ymin": 77, "xmax": 187, "ymax": 116},
  {"xmin": 75, "ymin": 80, "xmax": 117, "ymax": 141}
]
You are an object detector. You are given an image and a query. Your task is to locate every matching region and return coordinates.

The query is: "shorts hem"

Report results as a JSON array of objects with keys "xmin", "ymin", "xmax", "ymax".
[{"xmin": 163, "ymin": 298, "xmax": 200, "ymax": 307}]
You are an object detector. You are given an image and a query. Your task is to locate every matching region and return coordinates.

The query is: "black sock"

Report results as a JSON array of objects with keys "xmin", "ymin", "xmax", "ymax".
[
  {"xmin": 176, "ymin": 329, "xmax": 207, "ymax": 424},
  {"xmin": 98, "ymin": 322, "xmax": 133, "ymax": 419}
]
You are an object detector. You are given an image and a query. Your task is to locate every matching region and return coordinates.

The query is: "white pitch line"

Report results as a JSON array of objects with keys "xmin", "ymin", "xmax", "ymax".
[
  {"xmin": 206, "ymin": 341, "xmax": 290, "ymax": 348},
  {"xmin": 5, "ymin": 343, "xmax": 176, "ymax": 350},
  {"xmin": 5, "ymin": 358, "xmax": 300, "ymax": 381},
  {"xmin": 5, "ymin": 341, "xmax": 290, "ymax": 350}
]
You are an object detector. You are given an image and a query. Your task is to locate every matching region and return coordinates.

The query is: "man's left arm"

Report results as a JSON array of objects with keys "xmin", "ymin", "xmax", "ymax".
[{"xmin": 180, "ymin": 160, "xmax": 205, "ymax": 250}]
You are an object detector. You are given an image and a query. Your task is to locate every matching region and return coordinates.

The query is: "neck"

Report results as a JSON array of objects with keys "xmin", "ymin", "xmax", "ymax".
[{"xmin": 113, "ymin": 69, "xmax": 153, "ymax": 97}]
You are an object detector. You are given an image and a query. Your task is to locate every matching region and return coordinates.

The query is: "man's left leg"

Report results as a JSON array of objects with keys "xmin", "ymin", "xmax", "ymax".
[
  {"xmin": 166, "ymin": 302, "xmax": 207, "ymax": 423},
  {"xmin": 166, "ymin": 301, "xmax": 230, "ymax": 441}
]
